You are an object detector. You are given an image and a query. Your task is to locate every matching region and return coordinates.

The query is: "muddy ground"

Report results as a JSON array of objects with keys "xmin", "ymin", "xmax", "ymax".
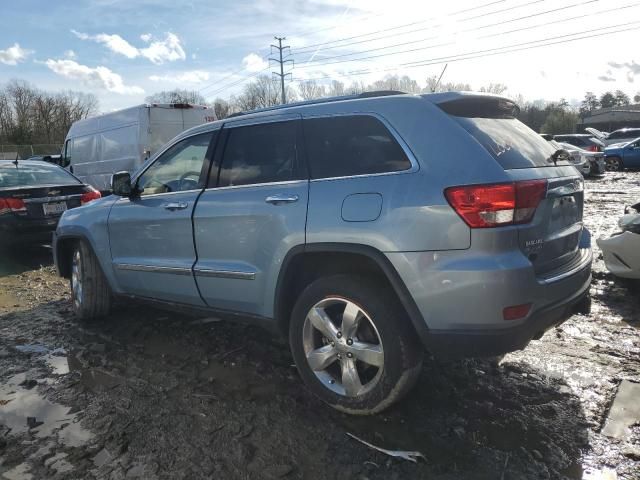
[{"xmin": 1, "ymin": 173, "xmax": 639, "ymax": 480}]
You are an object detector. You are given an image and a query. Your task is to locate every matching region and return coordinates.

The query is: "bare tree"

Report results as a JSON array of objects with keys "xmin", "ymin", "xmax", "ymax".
[
  {"xmin": 212, "ymin": 98, "xmax": 231, "ymax": 119},
  {"xmin": 297, "ymin": 80, "xmax": 326, "ymax": 101},
  {"xmin": 480, "ymin": 83, "xmax": 508, "ymax": 95},
  {"xmin": 0, "ymin": 79, "xmax": 98, "ymax": 146},
  {"xmin": 145, "ymin": 89, "xmax": 208, "ymax": 105},
  {"xmin": 327, "ymin": 80, "xmax": 345, "ymax": 97},
  {"xmin": 424, "ymin": 75, "xmax": 471, "ymax": 93}
]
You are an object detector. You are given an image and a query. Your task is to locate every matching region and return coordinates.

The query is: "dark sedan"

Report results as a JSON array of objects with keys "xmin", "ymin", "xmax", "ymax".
[{"xmin": 0, "ymin": 160, "xmax": 101, "ymax": 246}]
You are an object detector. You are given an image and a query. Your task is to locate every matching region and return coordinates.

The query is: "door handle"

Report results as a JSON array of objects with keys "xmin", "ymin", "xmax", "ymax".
[
  {"xmin": 265, "ymin": 194, "xmax": 299, "ymax": 205},
  {"xmin": 163, "ymin": 202, "xmax": 189, "ymax": 211}
]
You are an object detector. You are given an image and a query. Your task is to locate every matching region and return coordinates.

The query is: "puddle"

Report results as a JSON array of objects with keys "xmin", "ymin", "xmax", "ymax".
[
  {"xmin": 15, "ymin": 345, "xmax": 49, "ymax": 355},
  {"xmin": 0, "ymin": 373, "xmax": 94, "ymax": 447},
  {"xmin": 601, "ymin": 380, "xmax": 640, "ymax": 440},
  {"xmin": 43, "ymin": 350, "xmax": 69, "ymax": 376}
]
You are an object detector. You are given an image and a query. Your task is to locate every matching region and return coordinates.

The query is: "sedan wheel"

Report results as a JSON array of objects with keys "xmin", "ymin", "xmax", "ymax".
[
  {"xmin": 606, "ymin": 157, "xmax": 622, "ymax": 171},
  {"xmin": 302, "ymin": 298, "xmax": 384, "ymax": 397}
]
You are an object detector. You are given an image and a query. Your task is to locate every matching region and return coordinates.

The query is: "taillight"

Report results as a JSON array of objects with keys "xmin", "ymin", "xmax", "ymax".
[
  {"xmin": 587, "ymin": 145, "xmax": 599, "ymax": 152},
  {"xmin": 444, "ymin": 180, "xmax": 547, "ymax": 228},
  {"xmin": 0, "ymin": 197, "xmax": 27, "ymax": 215},
  {"xmin": 81, "ymin": 188, "xmax": 101, "ymax": 205}
]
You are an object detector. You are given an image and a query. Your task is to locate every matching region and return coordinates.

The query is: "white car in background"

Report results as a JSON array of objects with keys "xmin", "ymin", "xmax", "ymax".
[
  {"xmin": 556, "ymin": 142, "xmax": 606, "ymax": 176},
  {"xmin": 597, "ymin": 202, "xmax": 640, "ymax": 279}
]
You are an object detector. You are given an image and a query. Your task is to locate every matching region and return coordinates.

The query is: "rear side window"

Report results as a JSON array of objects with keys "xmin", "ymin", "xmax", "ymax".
[
  {"xmin": 439, "ymin": 98, "xmax": 567, "ymax": 169},
  {"xmin": 303, "ymin": 115, "xmax": 412, "ymax": 179},
  {"xmin": 219, "ymin": 121, "xmax": 300, "ymax": 187}
]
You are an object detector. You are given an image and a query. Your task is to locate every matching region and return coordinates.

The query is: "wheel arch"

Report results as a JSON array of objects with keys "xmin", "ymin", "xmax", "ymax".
[
  {"xmin": 54, "ymin": 233, "xmax": 115, "ymax": 291},
  {"xmin": 274, "ymin": 243, "xmax": 429, "ymax": 345}
]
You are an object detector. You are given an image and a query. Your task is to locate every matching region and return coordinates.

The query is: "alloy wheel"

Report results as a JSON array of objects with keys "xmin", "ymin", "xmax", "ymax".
[
  {"xmin": 71, "ymin": 249, "xmax": 83, "ymax": 309},
  {"xmin": 302, "ymin": 297, "xmax": 384, "ymax": 397}
]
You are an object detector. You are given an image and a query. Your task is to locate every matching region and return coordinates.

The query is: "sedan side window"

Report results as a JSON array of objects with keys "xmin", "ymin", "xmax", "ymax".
[{"xmin": 137, "ymin": 132, "xmax": 214, "ymax": 196}]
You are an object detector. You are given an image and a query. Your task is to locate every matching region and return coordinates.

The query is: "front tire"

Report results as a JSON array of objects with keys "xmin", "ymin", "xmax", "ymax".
[
  {"xmin": 71, "ymin": 241, "xmax": 111, "ymax": 320},
  {"xmin": 289, "ymin": 275, "xmax": 423, "ymax": 415},
  {"xmin": 606, "ymin": 156, "xmax": 623, "ymax": 171}
]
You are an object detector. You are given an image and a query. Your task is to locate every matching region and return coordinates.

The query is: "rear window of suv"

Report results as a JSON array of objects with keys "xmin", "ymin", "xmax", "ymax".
[
  {"xmin": 303, "ymin": 115, "xmax": 412, "ymax": 179},
  {"xmin": 439, "ymin": 97, "xmax": 569, "ymax": 169}
]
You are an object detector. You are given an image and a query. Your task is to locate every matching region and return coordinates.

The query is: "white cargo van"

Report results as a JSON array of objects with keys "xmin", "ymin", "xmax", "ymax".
[{"xmin": 62, "ymin": 104, "xmax": 216, "ymax": 191}]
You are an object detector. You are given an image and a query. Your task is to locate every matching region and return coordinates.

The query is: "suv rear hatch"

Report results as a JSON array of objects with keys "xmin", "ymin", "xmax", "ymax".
[{"xmin": 437, "ymin": 95, "xmax": 585, "ymax": 276}]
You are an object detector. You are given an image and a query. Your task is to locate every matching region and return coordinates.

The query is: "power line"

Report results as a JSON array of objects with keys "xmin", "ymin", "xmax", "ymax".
[
  {"xmin": 293, "ymin": 0, "xmax": 509, "ymax": 54},
  {"xmin": 291, "ymin": 20, "xmax": 640, "ymax": 84},
  {"xmin": 198, "ymin": 0, "xmax": 540, "ymax": 99},
  {"xmin": 479, "ymin": 0, "xmax": 640, "ymax": 39},
  {"xmin": 294, "ymin": 0, "xmax": 602, "ymax": 68}
]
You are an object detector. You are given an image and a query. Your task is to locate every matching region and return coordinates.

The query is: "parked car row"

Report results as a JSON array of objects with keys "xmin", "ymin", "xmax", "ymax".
[{"xmin": 542, "ymin": 131, "xmax": 640, "ymax": 173}]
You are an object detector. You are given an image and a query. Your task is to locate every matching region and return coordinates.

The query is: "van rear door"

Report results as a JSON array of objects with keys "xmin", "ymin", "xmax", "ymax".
[{"xmin": 438, "ymin": 96, "xmax": 586, "ymax": 276}]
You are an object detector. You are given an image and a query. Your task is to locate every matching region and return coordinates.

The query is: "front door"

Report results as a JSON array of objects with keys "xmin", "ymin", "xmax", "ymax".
[
  {"xmin": 193, "ymin": 116, "xmax": 308, "ymax": 318},
  {"xmin": 108, "ymin": 131, "xmax": 216, "ymax": 305}
]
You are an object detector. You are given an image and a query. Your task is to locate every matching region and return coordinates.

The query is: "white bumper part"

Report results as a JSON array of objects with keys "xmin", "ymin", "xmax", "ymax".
[{"xmin": 597, "ymin": 232, "xmax": 640, "ymax": 279}]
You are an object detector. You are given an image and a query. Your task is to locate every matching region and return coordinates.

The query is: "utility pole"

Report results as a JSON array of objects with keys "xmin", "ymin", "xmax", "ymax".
[{"xmin": 270, "ymin": 36, "xmax": 293, "ymax": 104}]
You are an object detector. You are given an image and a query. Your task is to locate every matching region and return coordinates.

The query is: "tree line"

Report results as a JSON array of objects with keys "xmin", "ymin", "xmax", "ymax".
[
  {"xmin": 3, "ymin": 74, "xmax": 639, "ymax": 147},
  {"xmin": 149, "ymin": 75, "xmax": 640, "ymax": 136},
  {"xmin": 0, "ymin": 80, "xmax": 98, "ymax": 147}
]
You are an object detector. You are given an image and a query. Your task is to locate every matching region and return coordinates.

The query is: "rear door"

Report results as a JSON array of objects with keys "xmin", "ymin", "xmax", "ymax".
[
  {"xmin": 192, "ymin": 115, "xmax": 307, "ymax": 317},
  {"xmin": 108, "ymin": 131, "xmax": 215, "ymax": 305},
  {"xmin": 441, "ymin": 99, "xmax": 585, "ymax": 276}
]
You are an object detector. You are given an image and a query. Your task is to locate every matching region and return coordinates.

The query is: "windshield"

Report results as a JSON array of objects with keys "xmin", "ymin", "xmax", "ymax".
[{"xmin": 0, "ymin": 162, "xmax": 81, "ymax": 189}]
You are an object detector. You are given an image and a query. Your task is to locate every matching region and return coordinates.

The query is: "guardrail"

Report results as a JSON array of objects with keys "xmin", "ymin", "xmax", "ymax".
[{"xmin": 0, "ymin": 144, "xmax": 62, "ymax": 160}]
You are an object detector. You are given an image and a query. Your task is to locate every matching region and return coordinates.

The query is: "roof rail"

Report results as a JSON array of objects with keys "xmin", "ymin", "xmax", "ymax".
[{"xmin": 226, "ymin": 90, "xmax": 407, "ymax": 119}]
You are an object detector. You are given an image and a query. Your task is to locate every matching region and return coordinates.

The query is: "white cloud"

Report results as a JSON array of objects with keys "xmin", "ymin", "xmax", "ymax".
[
  {"xmin": 71, "ymin": 30, "xmax": 185, "ymax": 64},
  {"xmin": 140, "ymin": 33, "xmax": 185, "ymax": 64},
  {"xmin": 0, "ymin": 43, "xmax": 32, "ymax": 65},
  {"xmin": 149, "ymin": 70, "xmax": 210, "ymax": 84},
  {"xmin": 64, "ymin": 49, "xmax": 77, "ymax": 59},
  {"xmin": 242, "ymin": 53, "xmax": 268, "ymax": 72},
  {"xmin": 45, "ymin": 59, "xmax": 144, "ymax": 95}
]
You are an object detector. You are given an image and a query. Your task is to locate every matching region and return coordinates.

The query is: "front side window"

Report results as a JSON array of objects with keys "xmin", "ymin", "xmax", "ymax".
[
  {"xmin": 303, "ymin": 115, "xmax": 412, "ymax": 179},
  {"xmin": 218, "ymin": 121, "xmax": 299, "ymax": 187},
  {"xmin": 137, "ymin": 132, "xmax": 213, "ymax": 196}
]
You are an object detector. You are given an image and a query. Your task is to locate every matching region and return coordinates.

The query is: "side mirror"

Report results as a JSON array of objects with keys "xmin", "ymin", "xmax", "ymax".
[{"xmin": 111, "ymin": 171, "xmax": 133, "ymax": 197}]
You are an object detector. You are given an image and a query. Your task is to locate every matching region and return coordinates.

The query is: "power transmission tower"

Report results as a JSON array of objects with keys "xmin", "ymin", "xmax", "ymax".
[{"xmin": 270, "ymin": 36, "xmax": 293, "ymax": 104}]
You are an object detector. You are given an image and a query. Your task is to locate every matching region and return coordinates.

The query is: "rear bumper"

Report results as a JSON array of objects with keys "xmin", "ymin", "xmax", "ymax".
[
  {"xmin": 421, "ymin": 276, "xmax": 590, "ymax": 358},
  {"xmin": 386, "ymin": 245, "xmax": 592, "ymax": 359},
  {"xmin": 0, "ymin": 217, "xmax": 58, "ymax": 245}
]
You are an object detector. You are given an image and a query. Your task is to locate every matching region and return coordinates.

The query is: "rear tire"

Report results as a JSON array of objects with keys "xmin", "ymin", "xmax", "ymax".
[
  {"xmin": 71, "ymin": 241, "xmax": 111, "ymax": 320},
  {"xmin": 289, "ymin": 275, "xmax": 423, "ymax": 415},
  {"xmin": 606, "ymin": 156, "xmax": 623, "ymax": 171}
]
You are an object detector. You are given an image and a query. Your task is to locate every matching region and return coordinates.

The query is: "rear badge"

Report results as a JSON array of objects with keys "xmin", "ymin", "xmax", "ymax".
[{"xmin": 525, "ymin": 238, "xmax": 544, "ymax": 252}]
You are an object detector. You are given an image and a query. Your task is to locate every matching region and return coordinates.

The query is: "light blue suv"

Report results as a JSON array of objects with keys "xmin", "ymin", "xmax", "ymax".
[{"xmin": 53, "ymin": 92, "xmax": 592, "ymax": 414}]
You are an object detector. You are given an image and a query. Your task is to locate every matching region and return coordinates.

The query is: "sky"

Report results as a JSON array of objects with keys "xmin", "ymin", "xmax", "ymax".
[{"xmin": 1, "ymin": 0, "xmax": 640, "ymax": 112}]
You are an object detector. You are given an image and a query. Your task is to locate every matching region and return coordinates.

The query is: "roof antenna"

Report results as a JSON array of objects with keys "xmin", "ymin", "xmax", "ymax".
[{"xmin": 431, "ymin": 63, "xmax": 448, "ymax": 93}]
